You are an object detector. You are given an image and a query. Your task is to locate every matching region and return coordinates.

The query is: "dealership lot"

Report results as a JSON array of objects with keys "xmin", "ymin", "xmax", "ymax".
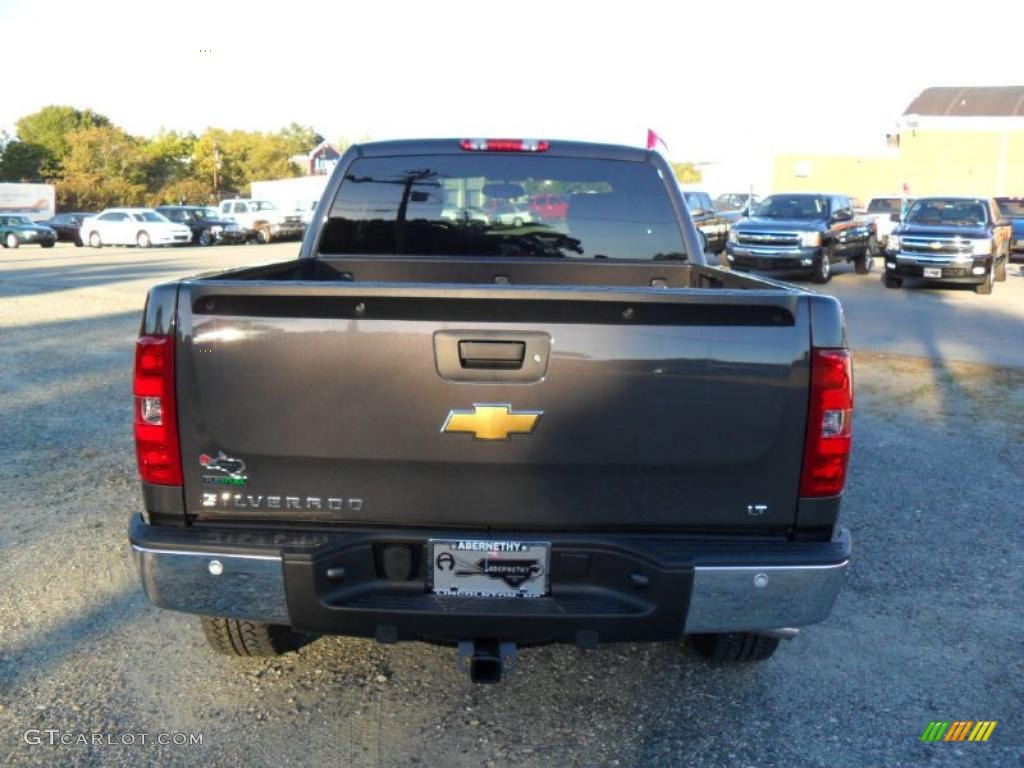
[{"xmin": 0, "ymin": 244, "xmax": 1022, "ymax": 766}]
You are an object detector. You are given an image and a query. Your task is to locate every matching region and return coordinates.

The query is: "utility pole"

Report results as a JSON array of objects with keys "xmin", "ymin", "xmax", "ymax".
[{"xmin": 213, "ymin": 143, "xmax": 221, "ymax": 198}]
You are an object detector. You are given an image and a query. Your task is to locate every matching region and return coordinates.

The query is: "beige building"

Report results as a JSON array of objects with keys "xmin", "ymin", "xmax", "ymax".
[{"xmin": 773, "ymin": 86, "xmax": 1024, "ymax": 201}]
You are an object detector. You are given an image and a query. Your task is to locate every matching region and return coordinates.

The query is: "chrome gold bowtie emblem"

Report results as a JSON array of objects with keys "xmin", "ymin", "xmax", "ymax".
[{"xmin": 441, "ymin": 404, "xmax": 542, "ymax": 441}]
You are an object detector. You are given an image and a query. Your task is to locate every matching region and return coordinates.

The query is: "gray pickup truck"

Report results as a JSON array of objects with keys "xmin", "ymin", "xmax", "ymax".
[{"xmin": 130, "ymin": 139, "xmax": 853, "ymax": 683}]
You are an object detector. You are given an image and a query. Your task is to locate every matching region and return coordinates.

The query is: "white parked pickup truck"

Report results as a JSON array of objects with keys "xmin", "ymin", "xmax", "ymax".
[
  {"xmin": 217, "ymin": 198, "xmax": 306, "ymax": 243},
  {"xmin": 863, "ymin": 197, "xmax": 913, "ymax": 248}
]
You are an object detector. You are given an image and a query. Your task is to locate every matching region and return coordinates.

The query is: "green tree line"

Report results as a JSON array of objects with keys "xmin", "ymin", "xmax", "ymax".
[
  {"xmin": 0, "ymin": 106, "xmax": 703, "ymax": 210},
  {"xmin": 0, "ymin": 106, "xmax": 327, "ymax": 211}
]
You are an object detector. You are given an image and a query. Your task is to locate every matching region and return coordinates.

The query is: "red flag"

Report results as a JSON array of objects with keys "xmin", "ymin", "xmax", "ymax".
[{"xmin": 646, "ymin": 129, "xmax": 668, "ymax": 151}]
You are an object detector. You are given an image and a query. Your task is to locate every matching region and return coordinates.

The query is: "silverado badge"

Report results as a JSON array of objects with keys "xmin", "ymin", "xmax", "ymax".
[{"xmin": 441, "ymin": 404, "xmax": 542, "ymax": 441}]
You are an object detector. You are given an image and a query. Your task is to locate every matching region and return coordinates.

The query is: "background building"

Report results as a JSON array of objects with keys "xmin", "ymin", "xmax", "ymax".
[
  {"xmin": 289, "ymin": 140, "xmax": 341, "ymax": 176},
  {"xmin": 773, "ymin": 86, "xmax": 1024, "ymax": 200}
]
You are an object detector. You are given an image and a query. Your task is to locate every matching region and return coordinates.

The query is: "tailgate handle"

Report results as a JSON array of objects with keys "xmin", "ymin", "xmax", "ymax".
[
  {"xmin": 435, "ymin": 331, "xmax": 550, "ymax": 383},
  {"xmin": 458, "ymin": 340, "xmax": 526, "ymax": 370}
]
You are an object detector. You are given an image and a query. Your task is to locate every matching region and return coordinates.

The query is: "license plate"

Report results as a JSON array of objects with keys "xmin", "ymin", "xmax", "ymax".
[
  {"xmin": 430, "ymin": 540, "xmax": 549, "ymax": 598},
  {"xmin": 923, "ymin": 267, "xmax": 942, "ymax": 278}
]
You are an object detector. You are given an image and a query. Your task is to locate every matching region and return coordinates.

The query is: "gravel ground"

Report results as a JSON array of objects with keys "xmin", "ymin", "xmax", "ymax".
[{"xmin": 0, "ymin": 245, "xmax": 1021, "ymax": 767}]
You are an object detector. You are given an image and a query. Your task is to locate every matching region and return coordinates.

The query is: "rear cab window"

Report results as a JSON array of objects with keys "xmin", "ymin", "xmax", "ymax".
[
  {"xmin": 867, "ymin": 198, "xmax": 903, "ymax": 214},
  {"xmin": 319, "ymin": 154, "xmax": 686, "ymax": 261}
]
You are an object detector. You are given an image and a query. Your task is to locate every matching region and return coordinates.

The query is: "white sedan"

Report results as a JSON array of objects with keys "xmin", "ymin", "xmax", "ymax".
[{"xmin": 80, "ymin": 208, "xmax": 193, "ymax": 248}]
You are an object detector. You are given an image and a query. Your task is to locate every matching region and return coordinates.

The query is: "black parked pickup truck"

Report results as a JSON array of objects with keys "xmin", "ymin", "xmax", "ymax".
[
  {"xmin": 727, "ymin": 193, "xmax": 877, "ymax": 283},
  {"xmin": 681, "ymin": 190, "xmax": 729, "ymax": 257},
  {"xmin": 884, "ymin": 197, "xmax": 1011, "ymax": 295},
  {"xmin": 129, "ymin": 139, "xmax": 853, "ymax": 683},
  {"xmin": 155, "ymin": 206, "xmax": 248, "ymax": 246}
]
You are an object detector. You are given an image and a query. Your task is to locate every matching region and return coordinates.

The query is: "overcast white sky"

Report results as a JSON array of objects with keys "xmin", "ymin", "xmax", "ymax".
[{"xmin": 2, "ymin": 0, "xmax": 1022, "ymax": 167}]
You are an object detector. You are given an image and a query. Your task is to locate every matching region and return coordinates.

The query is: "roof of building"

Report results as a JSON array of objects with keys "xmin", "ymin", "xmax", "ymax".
[
  {"xmin": 904, "ymin": 86, "xmax": 1024, "ymax": 117},
  {"xmin": 309, "ymin": 139, "xmax": 340, "ymax": 157}
]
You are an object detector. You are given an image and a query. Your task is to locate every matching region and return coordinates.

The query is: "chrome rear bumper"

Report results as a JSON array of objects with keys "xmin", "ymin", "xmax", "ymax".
[
  {"xmin": 684, "ymin": 560, "xmax": 848, "ymax": 633},
  {"xmin": 132, "ymin": 546, "xmax": 290, "ymax": 624},
  {"xmin": 132, "ymin": 526, "xmax": 850, "ymax": 636}
]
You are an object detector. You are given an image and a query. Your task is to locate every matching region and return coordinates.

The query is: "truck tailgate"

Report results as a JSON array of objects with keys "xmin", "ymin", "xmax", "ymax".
[{"xmin": 176, "ymin": 282, "xmax": 811, "ymax": 531}]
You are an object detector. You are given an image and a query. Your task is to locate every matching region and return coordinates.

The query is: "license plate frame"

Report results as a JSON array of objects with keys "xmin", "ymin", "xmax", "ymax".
[
  {"xmin": 923, "ymin": 267, "xmax": 942, "ymax": 278},
  {"xmin": 430, "ymin": 539, "xmax": 550, "ymax": 598}
]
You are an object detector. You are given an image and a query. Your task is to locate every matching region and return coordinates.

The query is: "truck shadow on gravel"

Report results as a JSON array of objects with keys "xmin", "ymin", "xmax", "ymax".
[
  {"xmin": 0, "ymin": 587, "xmax": 149, "ymax": 694},
  {"xmin": 0, "ymin": 310, "xmax": 139, "ymax": 465}
]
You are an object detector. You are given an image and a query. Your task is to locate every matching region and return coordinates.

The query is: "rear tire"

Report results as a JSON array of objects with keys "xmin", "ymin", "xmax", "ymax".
[
  {"xmin": 690, "ymin": 632, "xmax": 781, "ymax": 662},
  {"xmin": 883, "ymin": 275, "xmax": 902, "ymax": 289},
  {"xmin": 198, "ymin": 229, "xmax": 213, "ymax": 247},
  {"xmin": 256, "ymin": 226, "xmax": 272, "ymax": 244},
  {"xmin": 89, "ymin": 231, "xmax": 102, "ymax": 248},
  {"xmin": 136, "ymin": 231, "xmax": 151, "ymax": 248},
  {"xmin": 200, "ymin": 616, "xmax": 306, "ymax": 657},
  {"xmin": 5, "ymin": 233, "xmax": 19, "ymax": 249}
]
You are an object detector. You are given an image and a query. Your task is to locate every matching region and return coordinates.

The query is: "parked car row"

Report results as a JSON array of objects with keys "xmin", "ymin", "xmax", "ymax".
[
  {"xmin": 11, "ymin": 185, "xmax": 1021, "ymax": 300},
  {"xmin": 713, "ymin": 190, "xmax": 1016, "ymax": 296},
  {"xmin": 1, "ymin": 198, "xmax": 309, "ymax": 251}
]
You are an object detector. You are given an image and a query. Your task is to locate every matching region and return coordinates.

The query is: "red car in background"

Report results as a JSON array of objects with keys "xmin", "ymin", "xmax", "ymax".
[{"xmin": 529, "ymin": 193, "xmax": 569, "ymax": 221}]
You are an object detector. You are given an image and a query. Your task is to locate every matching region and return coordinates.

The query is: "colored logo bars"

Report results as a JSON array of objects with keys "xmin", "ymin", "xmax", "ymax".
[{"xmin": 920, "ymin": 721, "xmax": 997, "ymax": 742}]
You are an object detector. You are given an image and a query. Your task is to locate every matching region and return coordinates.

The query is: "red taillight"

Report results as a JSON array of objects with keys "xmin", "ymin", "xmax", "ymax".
[
  {"xmin": 460, "ymin": 138, "xmax": 549, "ymax": 152},
  {"xmin": 133, "ymin": 335, "xmax": 182, "ymax": 485},
  {"xmin": 800, "ymin": 348, "xmax": 853, "ymax": 497}
]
